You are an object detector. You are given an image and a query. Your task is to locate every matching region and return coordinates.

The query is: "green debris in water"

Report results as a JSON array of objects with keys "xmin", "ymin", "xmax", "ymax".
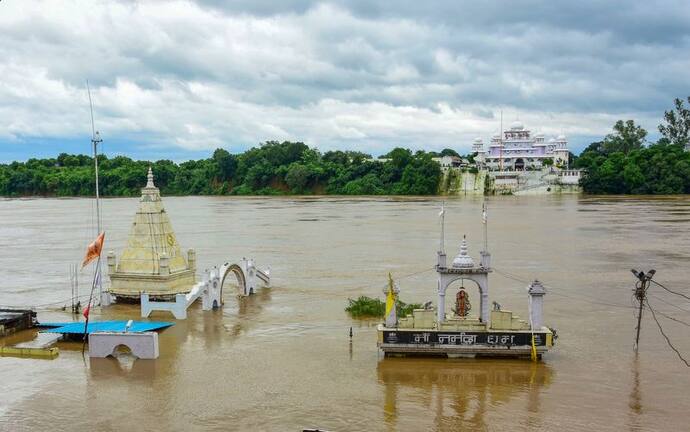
[{"xmin": 345, "ymin": 296, "xmax": 422, "ymax": 319}]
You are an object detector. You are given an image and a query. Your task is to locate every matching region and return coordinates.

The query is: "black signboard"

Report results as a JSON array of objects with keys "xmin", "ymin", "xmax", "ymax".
[{"xmin": 382, "ymin": 330, "xmax": 546, "ymax": 346}]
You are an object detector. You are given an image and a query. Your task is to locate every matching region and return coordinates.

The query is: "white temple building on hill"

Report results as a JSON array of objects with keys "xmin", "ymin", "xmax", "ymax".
[{"xmin": 473, "ymin": 121, "xmax": 570, "ymax": 171}]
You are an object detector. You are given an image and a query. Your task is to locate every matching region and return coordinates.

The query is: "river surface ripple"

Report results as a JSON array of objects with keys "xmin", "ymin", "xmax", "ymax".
[{"xmin": 1, "ymin": 195, "xmax": 690, "ymax": 431}]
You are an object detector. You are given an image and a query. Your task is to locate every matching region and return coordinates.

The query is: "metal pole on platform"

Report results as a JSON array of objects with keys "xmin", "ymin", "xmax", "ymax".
[
  {"xmin": 631, "ymin": 268, "xmax": 655, "ymax": 351},
  {"xmin": 87, "ymin": 81, "xmax": 104, "ymax": 306}
]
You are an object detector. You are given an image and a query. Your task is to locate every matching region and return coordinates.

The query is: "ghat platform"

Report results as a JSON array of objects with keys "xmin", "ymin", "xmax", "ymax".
[{"xmin": 377, "ymin": 208, "xmax": 556, "ymax": 359}]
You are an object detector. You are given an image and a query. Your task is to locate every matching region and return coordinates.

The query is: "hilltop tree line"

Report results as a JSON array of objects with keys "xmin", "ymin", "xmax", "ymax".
[
  {"xmin": 3, "ymin": 97, "xmax": 690, "ymax": 197},
  {"xmin": 575, "ymin": 96, "xmax": 690, "ymax": 194},
  {"xmin": 0, "ymin": 142, "xmax": 442, "ymax": 197}
]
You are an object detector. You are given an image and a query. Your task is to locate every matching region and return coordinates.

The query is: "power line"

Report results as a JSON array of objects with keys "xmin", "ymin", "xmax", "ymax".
[
  {"xmin": 645, "ymin": 298, "xmax": 690, "ymax": 367},
  {"xmin": 631, "ymin": 269, "xmax": 655, "ymax": 351},
  {"xmin": 648, "ymin": 301, "xmax": 690, "ymax": 328},
  {"xmin": 650, "ymin": 279, "xmax": 690, "ymax": 302},
  {"xmin": 649, "ymin": 293, "xmax": 690, "ymax": 313},
  {"xmin": 492, "ymin": 267, "xmax": 634, "ymax": 310}
]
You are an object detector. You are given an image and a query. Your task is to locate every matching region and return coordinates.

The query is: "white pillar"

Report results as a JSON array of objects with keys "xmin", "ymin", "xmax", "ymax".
[
  {"xmin": 437, "ymin": 251, "xmax": 447, "ymax": 269},
  {"xmin": 107, "ymin": 251, "xmax": 116, "ymax": 274},
  {"xmin": 159, "ymin": 253, "xmax": 170, "ymax": 276},
  {"xmin": 528, "ymin": 280, "xmax": 546, "ymax": 329},
  {"xmin": 480, "ymin": 251, "xmax": 491, "ymax": 269},
  {"xmin": 437, "ymin": 280, "xmax": 445, "ymax": 323},
  {"xmin": 187, "ymin": 248, "xmax": 196, "ymax": 272},
  {"xmin": 480, "ymin": 290, "xmax": 489, "ymax": 323}
]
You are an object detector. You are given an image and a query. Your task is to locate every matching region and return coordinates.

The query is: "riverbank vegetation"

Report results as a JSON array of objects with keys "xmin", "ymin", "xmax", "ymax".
[
  {"xmin": 576, "ymin": 97, "xmax": 690, "ymax": 194},
  {"xmin": 4, "ymin": 97, "xmax": 690, "ymax": 197},
  {"xmin": 0, "ymin": 142, "xmax": 441, "ymax": 197},
  {"xmin": 345, "ymin": 296, "xmax": 421, "ymax": 319}
]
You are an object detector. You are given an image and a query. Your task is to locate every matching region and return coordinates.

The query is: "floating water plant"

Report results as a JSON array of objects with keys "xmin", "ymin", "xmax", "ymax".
[{"xmin": 345, "ymin": 296, "xmax": 421, "ymax": 318}]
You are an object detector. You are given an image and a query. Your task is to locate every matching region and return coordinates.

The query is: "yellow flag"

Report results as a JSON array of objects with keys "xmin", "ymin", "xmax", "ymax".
[{"xmin": 385, "ymin": 273, "xmax": 395, "ymax": 319}]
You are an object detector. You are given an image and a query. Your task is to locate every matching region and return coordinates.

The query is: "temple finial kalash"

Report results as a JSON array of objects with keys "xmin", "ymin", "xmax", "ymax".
[{"xmin": 377, "ymin": 202, "xmax": 556, "ymax": 360}]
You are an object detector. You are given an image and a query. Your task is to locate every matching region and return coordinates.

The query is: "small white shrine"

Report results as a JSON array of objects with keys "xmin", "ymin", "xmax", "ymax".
[{"xmin": 377, "ymin": 204, "xmax": 556, "ymax": 359}]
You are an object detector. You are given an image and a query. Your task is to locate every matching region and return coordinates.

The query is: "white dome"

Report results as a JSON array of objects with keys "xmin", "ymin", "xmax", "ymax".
[
  {"xmin": 473, "ymin": 137, "xmax": 482, "ymax": 143},
  {"xmin": 510, "ymin": 120, "xmax": 524, "ymax": 130},
  {"xmin": 452, "ymin": 237, "xmax": 475, "ymax": 269},
  {"xmin": 556, "ymin": 134, "xmax": 567, "ymax": 141},
  {"xmin": 548, "ymin": 138, "xmax": 556, "ymax": 143},
  {"xmin": 492, "ymin": 133, "xmax": 500, "ymax": 139},
  {"xmin": 535, "ymin": 133, "xmax": 544, "ymax": 138}
]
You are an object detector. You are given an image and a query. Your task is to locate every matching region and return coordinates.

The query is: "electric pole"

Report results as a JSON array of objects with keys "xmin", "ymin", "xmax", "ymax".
[{"xmin": 631, "ymin": 268, "xmax": 656, "ymax": 351}]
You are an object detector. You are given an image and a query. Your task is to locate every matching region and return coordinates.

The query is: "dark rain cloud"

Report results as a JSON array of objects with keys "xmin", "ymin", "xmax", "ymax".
[{"xmin": 0, "ymin": 0, "xmax": 688, "ymax": 159}]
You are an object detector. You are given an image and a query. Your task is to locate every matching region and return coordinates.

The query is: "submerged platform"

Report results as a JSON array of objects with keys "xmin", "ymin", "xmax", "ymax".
[
  {"xmin": 0, "ymin": 309, "xmax": 36, "ymax": 336},
  {"xmin": 40, "ymin": 320, "xmax": 174, "ymax": 336},
  {"xmin": 377, "ymin": 325, "xmax": 554, "ymax": 358}
]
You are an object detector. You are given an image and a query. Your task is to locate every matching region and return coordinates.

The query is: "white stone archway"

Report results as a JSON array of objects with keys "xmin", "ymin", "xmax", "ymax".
[
  {"xmin": 219, "ymin": 258, "xmax": 270, "ymax": 301},
  {"xmin": 436, "ymin": 237, "xmax": 491, "ymax": 323},
  {"xmin": 438, "ymin": 270, "xmax": 489, "ymax": 323},
  {"xmin": 220, "ymin": 263, "xmax": 247, "ymax": 301}
]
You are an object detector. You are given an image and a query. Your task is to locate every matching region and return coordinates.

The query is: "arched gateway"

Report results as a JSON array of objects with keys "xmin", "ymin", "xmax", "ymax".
[
  {"xmin": 437, "ymin": 237, "xmax": 491, "ymax": 323},
  {"xmin": 141, "ymin": 258, "xmax": 271, "ymax": 319}
]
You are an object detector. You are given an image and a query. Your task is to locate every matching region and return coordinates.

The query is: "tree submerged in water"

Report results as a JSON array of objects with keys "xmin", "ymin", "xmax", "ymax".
[{"xmin": 345, "ymin": 295, "xmax": 422, "ymax": 319}]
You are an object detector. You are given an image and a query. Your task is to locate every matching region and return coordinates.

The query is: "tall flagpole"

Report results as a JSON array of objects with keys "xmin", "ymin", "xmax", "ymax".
[
  {"xmin": 87, "ymin": 81, "xmax": 104, "ymax": 305},
  {"xmin": 82, "ymin": 256, "xmax": 101, "ymax": 355},
  {"xmin": 439, "ymin": 201, "xmax": 445, "ymax": 254},
  {"xmin": 482, "ymin": 202, "xmax": 488, "ymax": 252}
]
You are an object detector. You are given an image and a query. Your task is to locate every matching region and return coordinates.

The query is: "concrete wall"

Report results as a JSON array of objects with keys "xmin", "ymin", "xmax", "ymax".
[
  {"xmin": 88, "ymin": 332, "xmax": 159, "ymax": 359},
  {"xmin": 483, "ymin": 169, "xmax": 582, "ymax": 195},
  {"xmin": 439, "ymin": 169, "xmax": 486, "ymax": 196}
]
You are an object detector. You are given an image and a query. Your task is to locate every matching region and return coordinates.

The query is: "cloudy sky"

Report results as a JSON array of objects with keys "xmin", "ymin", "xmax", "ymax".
[{"xmin": 1, "ymin": 1, "xmax": 689, "ymax": 162}]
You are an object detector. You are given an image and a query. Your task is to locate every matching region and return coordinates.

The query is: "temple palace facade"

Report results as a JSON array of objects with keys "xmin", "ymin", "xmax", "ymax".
[{"xmin": 472, "ymin": 121, "xmax": 570, "ymax": 171}]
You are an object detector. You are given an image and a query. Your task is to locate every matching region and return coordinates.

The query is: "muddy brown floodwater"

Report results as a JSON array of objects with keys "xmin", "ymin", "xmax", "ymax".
[{"xmin": 1, "ymin": 195, "xmax": 690, "ymax": 431}]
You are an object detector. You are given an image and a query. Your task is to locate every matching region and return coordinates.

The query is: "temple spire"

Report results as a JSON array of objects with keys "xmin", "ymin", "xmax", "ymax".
[{"xmin": 146, "ymin": 166, "xmax": 155, "ymax": 188}]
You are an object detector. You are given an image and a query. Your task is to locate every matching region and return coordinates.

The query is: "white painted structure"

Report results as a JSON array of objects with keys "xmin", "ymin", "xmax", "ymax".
[
  {"xmin": 141, "ymin": 258, "xmax": 271, "ymax": 320},
  {"xmin": 437, "ymin": 237, "xmax": 492, "ymax": 323},
  {"xmin": 432, "ymin": 155, "xmax": 467, "ymax": 169},
  {"xmin": 475, "ymin": 121, "xmax": 570, "ymax": 171},
  {"xmin": 88, "ymin": 331, "xmax": 159, "ymax": 359},
  {"xmin": 527, "ymin": 280, "xmax": 547, "ymax": 329}
]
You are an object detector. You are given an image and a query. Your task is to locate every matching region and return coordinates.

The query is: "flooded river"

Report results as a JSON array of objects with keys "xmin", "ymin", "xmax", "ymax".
[{"xmin": 1, "ymin": 195, "xmax": 690, "ymax": 431}]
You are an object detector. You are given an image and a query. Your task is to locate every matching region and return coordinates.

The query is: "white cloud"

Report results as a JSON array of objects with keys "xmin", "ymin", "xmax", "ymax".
[{"xmin": 0, "ymin": 0, "xmax": 687, "ymax": 158}]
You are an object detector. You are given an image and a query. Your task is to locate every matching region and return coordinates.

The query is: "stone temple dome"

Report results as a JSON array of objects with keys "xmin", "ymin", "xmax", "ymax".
[
  {"xmin": 556, "ymin": 134, "xmax": 567, "ymax": 141},
  {"xmin": 473, "ymin": 137, "xmax": 483, "ymax": 143},
  {"xmin": 452, "ymin": 236, "xmax": 475, "ymax": 269},
  {"xmin": 548, "ymin": 138, "xmax": 556, "ymax": 143},
  {"xmin": 510, "ymin": 120, "xmax": 524, "ymax": 130}
]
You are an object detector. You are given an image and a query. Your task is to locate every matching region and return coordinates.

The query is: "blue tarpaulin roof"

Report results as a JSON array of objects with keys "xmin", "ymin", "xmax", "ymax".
[{"xmin": 40, "ymin": 320, "xmax": 174, "ymax": 335}]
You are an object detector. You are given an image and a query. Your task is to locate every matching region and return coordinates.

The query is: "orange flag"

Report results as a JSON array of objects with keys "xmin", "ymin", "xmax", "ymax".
[
  {"xmin": 82, "ymin": 232, "xmax": 105, "ymax": 269},
  {"xmin": 82, "ymin": 305, "xmax": 90, "ymax": 320}
]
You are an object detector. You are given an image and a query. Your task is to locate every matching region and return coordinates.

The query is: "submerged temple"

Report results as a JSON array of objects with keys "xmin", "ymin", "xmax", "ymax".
[{"xmin": 107, "ymin": 168, "xmax": 196, "ymax": 301}]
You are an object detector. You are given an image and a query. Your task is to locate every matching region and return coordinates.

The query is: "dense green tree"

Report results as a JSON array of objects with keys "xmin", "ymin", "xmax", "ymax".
[
  {"xmin": 439, "ymin": 148, "xmax": 460, "ymax": 157},
  {"xmin": 659, "ymin": 97, "xmax": 690, "ymax": 148},
  {"xmin": 342, "ymin": 173, "xmax": 385, "ymax": 195},
  {"xmin": 0, "ymin": 141, "xmax": 446, "ymax": 197},
  {"xmin": 284, "ymin": 163, "xmax": 311, "ymax": 193},
  {"xmin": 212, "ymin": 148, "xmax": 237, "ymax": 182},
  {"xmin": 578, "ymin": 138, "xmax": 690, "ymax": 194},
  {"xmin": 602, "ymin": 120, "xmax": 647, "ymax": 154}
]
